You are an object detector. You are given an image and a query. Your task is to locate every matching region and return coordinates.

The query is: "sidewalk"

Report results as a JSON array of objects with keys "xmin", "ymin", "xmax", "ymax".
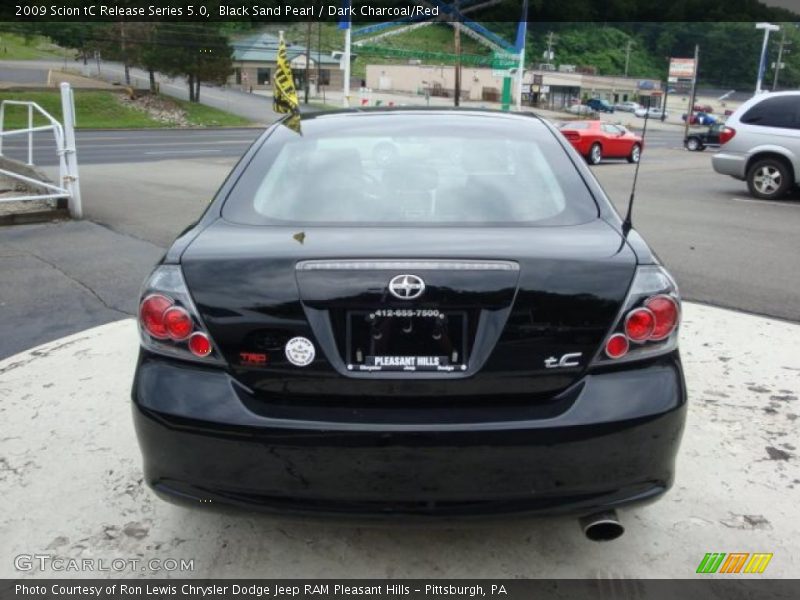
[{"xmin": 0, "ymin": 302, "xmax": 797, "ymax": 577}]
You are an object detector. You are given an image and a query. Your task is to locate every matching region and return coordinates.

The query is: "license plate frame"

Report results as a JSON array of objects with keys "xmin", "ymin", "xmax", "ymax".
[{"xmin": 346, "ymin": 309, "xmax": 468, "ymax": 372}]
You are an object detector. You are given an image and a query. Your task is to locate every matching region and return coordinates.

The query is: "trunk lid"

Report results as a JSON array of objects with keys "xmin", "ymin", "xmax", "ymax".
[{"xmin": 180, "ymin": 219, "xmax": 635, "ymax": 400}]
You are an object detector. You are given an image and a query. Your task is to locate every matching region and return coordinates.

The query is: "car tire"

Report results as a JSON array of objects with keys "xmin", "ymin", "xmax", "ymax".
[
  {"xmin": 588, "ymin": 143, "xmax": 603, "ymax": 165},
  {"xmin": 746, "ymin": 158, "xmax": 792, "ymax": 200},
  {"xmin": 685, "ymin": 137, "xmax": 703, "ymax": 152},
  {"xmin": 627, "ymin": 144, "xmax": 641, "ymax": 163}
]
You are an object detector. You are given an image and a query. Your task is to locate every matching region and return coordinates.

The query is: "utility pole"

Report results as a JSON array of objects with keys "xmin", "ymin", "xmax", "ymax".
[
  {"xmin": 304, "ymin": 20, "xmax": 312, "ymax": 104},
  {"xmin": 683, "ymin": 45, "xmax": 700, "ymax": 142},
  {"xmin": 624, "ymin": 40, "xmax": 633, "ymax": 77},
  {"xmin": 454, "ymin": 0, "xmax": 462, "ymax": 107},
  {"xmin": 773, "ymin": 29, "xmax": 790, "ymax": 91},
  {"xmin": 544, "ymin": 31, "xmax": 556, "ymax": 65}
]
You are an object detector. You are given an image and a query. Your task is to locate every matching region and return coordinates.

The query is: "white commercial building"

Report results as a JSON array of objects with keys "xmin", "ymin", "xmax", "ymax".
[{"xmin": 365, "ymin": 64, "xmax": 663, "ymax": 108}]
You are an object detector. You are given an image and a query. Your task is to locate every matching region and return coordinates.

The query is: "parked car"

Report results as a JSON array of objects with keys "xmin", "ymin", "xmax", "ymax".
[
  {"xmin": 693, "ymin": 103, "xmax": 713, "ymax": 113},
  {"xmin": 585, "ymin": 98, "xmax": 615, "ymax": 113},
  {"xmin": 682, "ymin": 112, "xmax": 717, "ymax": 126},
  {"xmin": 565, "ymin": 104, "xmax": 595, "ymax": 116},
  {"xmin": 615, "ymin": 101, "xmax": 641, "ymax": 113},
  {"xmin": 712, "ymin": 91, "xmax": 800, "ymax": 199},
  {"xmin": 685, "ymin": 123, "xmax": 724, "ymax": 151},
  {"xmin": 132, "ymin": 109, "xmax": 685, "ymax": 532},
  {"xmin": 635, "ymin": 107, "xmax": 668, "ymax": 119},
  {"xmin": 558, "ymin": 120, "xmax": 643, "ymax": 164}
]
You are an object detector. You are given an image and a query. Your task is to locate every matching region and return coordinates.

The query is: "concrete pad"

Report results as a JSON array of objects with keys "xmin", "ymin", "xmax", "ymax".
[{"xmin": 0, "ymin": 303, "xmax": 797, "ymax": 578}]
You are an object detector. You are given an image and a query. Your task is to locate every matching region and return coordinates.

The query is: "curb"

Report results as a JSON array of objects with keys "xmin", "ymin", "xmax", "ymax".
[{"xmin": 0, "ymin": 207, "xmax": 69, "ymax": 226}]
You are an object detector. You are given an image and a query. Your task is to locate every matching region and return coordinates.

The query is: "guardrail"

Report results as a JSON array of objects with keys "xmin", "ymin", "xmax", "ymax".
[{"xmin": 0, "ymin": 82, "xmax": 82, "ymax": 218}]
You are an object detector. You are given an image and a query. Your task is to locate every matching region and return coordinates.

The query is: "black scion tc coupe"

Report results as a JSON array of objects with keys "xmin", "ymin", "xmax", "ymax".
[{"xmin": 132, "ymin": 109, "xmax": 686, "ymax": 540}]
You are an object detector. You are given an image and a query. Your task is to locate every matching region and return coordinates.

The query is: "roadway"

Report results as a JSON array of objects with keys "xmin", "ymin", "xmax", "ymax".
[
  {"xmin": 0, "ymin": 126, "xmax": 684, "ymax": 165},
  {"xmin": 1, "ymin": 127, "xmax": 262, "ymax": 165},
  {"xmin": 2, "ymin": 136, "xmax": 798, "ymax": 360}
]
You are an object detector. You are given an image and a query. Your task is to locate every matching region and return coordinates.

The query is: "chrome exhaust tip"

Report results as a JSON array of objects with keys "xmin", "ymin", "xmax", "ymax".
[{"xmin": 579, "ymin": 510, "xmax": 624, "ymax": 542}]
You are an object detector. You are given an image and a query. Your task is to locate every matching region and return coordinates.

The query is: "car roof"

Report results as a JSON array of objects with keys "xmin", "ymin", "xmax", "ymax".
[
  {"xmin": 271, "ymin": 107, "xmax": 557, "ymax": 138},
  {"xmin": 296, "ymin": 106, "xmax": 546, "ymax": 124}
]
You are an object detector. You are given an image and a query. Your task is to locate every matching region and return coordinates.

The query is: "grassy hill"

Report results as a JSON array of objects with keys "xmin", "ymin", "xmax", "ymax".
[
  {"xmin": 0, "ymin": 91, "xmax": 251, "ymax": 129},
  {"xmin": 245, "ymin": 22, "xmax": 662, "ymax": 80},
  {"xmin": 242, "ymin": 22, "xmax": 493, "ymax": 78},
  {"xmin": 0, "ymin": 32, "xmax": 64, "ymax": 60}
]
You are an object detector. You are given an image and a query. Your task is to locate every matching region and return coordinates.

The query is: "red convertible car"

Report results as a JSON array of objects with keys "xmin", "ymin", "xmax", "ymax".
[{"xmin": 559, "ymin": 120, "xmax": 643, "ymax": 165}]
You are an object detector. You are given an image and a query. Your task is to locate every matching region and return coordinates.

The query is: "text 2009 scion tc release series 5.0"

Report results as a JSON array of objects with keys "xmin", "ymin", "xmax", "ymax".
[{"xmin": 131, "ymin": 110, "xmax": 685, "ymax": 540}]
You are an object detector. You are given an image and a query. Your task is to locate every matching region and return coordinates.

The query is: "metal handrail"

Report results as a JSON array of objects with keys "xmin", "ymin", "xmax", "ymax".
[
  {"xmin": 0, "ymin": 100, "xmax": 66, "ymax": 166},
  {"xmin": 0, "ymin": 84, "xmax": 81, "ymax": 218}
]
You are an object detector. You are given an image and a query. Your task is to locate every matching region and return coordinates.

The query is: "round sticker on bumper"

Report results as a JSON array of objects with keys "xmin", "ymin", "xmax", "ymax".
[{"xmin": 285, "ymin": 336, "xmax": 315, "ymax": 366}]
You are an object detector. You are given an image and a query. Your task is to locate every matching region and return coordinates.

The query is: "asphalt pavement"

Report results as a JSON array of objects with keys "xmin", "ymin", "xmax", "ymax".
[
  {"xmin": 593, "ymin": 149, "xmax": 800, "ymax": 323},
  {"xmin": 0, "ymin": 125, "xmax": 683, "ymax": 166},
  {"xmin": 0, "ymin": 128, "xmax": 262, "ymax": 165},
  {"xmin": 1, "ymin": 143, "xmax": 799, "ymax": 360}
]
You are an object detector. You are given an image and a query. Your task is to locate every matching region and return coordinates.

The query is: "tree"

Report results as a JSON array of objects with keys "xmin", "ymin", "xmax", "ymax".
[
  {"xmin": 152, "ymin": 24, "xmax": 232, "ymax": 102},
  {"xmin": 126, "ymin": 23, "xmax": 161, "ymax": 93}
]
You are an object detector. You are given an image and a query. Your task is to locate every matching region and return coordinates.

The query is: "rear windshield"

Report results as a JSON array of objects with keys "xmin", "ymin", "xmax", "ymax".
[
  {"xmin": 223, "ymin": 114, "xmax": 599, "ymax": 226},
  {"xmin": 560, "ymin": 122, "xmax": 590, "ymax": 130}
]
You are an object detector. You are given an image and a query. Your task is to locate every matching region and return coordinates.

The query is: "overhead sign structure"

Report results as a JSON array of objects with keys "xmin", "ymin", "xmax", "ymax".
[{"xmin": 668, "ymin": 58, "xmax": 697, "ymax": 83}]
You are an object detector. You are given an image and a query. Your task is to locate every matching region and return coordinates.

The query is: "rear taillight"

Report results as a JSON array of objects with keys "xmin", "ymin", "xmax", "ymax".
[
  {"xmin": 137, "ymin": 265, "xmax": 223, "ymax": 364},
  {"xmin": 645, "ymin": 295, "xmax": 679, "ymax": 340},
  {"xmin": 719, "ymin": 126, "xmax": 736, "ymax": 145},
  {"xmin": 188, "ymin": 332, "xmax": 212, "ymax": 357},
  {"xmin": 624, "ymin": 307, "xmax": 655, "ymax": 342},
  {"xmin": 605, "ymin": 334, "xmax": 629, "ymax": 359},
  {"xmin": 594, "ymin": 265, "xmax": 681, "ymax": 364},
  {"xmin": 140, "ymin": 294, "xmax": 172, "ymax": 339}
]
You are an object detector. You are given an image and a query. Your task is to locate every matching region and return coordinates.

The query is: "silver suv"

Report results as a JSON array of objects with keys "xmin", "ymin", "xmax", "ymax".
[{"xmin": 712, "ymin": 91, "xmax": 800, "ymax": 199}]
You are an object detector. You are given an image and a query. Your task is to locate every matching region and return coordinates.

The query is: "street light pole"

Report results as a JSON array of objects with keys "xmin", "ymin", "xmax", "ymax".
[{"xmin": 755, "ymin": 22, "xmax": 780, "ymax": 95}]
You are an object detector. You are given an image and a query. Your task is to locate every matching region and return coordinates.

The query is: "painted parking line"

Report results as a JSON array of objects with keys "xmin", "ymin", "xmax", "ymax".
[
  {"xmin": 732, "ymin": 197, "xmax": 800, "ymax": 208},
  {"xmin": 143, "ymin": 149, "xmax": 223, "ymax": 155}
]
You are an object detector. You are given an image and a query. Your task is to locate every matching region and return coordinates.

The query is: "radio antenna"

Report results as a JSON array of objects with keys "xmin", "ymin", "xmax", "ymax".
[{"xmin": 623, "ymin": 95, "xmax": 651, "ymax": 233}]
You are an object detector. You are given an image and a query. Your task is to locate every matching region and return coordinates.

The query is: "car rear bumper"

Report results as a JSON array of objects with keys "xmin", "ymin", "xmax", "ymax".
[
  {"xmin": 132, "ymin": 354, "xmax": 687, "ymax": 518},
  {"xmin": 712, "ymin": 151, "xmax": 747, "ymax": 179}
]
